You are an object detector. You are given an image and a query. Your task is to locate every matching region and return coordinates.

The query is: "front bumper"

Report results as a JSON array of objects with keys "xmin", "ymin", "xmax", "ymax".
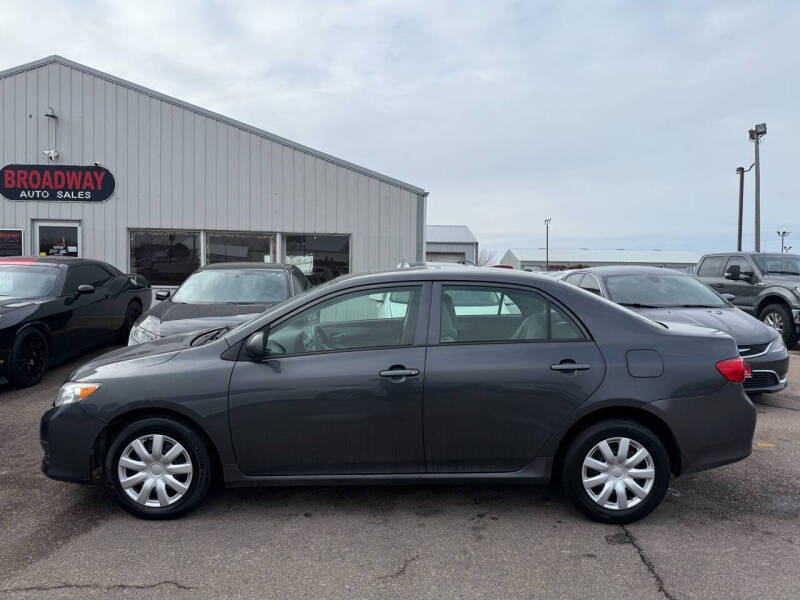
[
  {"xmin": 792, "ymin": 309, "xmax": 800, "ymax": 325},
  {"xmin": 743, "ymin": 348, "xmax": 790, "ymax": 393},
  {"xmin": 40, "ymin": 403, "xmax": 107, "ymax": 483},
  {"xmin": 646, "ymin": 382, "xmax": 756, "ymax": 476}
]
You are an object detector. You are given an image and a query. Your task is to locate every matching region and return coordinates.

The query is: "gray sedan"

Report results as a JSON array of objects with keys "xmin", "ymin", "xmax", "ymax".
[
  {"xmin": 558, "ymin": 266, "xmax": 789, "ymax": 393},
  {"xmin": 41, "ymin": 267, "xmax": 755, "ymax": 523}
]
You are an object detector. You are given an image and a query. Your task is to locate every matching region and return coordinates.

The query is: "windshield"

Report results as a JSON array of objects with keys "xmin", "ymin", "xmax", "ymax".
[
  {"xmin": 605, "ymin": 273, "xmax": 727, "ymax": 308},
  {"xmin": 751, "ymin": 254, "xmax": 800, "ymax": 275},
  {"xmin": 0, "ymin": 265, "xmax": 59, "ymax": 299},
  {"xmin": 171, "ymin": 269, "xmax": 289, "ymax": 304}
]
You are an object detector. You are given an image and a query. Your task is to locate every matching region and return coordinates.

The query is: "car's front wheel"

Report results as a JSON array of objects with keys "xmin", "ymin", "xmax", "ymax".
[
  {"xmin": 562, "ymin": 419, "xmax": 670, "ymax": 524},
  {"xmin": 10, "ymin": 327, "xmax": 49, "ymax": 387},
  {"xmin": 105, "ymin": 417, "xmax": 212, "ymax": 519},
  {"xmin": 758, "ymin": 303, "xmax": 798, "ymax": 349}
]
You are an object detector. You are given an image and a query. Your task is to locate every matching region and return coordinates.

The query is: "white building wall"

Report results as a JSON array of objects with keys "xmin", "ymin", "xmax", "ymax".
[{"xmin": 0, "ymin": 58, "xmax": 425, "ymax": 273}]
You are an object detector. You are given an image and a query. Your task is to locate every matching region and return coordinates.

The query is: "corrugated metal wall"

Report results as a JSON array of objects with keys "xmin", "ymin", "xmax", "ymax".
[{"xmin": 0, "ymin": 59, "xmax": 424, "ymax": 273}]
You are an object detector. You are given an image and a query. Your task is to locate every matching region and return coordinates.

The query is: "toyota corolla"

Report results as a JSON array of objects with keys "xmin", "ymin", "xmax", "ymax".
[{"xmin": 40, "ymin": 267, "xmax": 756, "ymax": 523}]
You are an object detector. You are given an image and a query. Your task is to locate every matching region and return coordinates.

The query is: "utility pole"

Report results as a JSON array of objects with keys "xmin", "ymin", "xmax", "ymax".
[
  {"xmin": 544, "ymin": 218, "xmax": 551, "ymax": 271},
  {"xmin": 778, "ymin": 230, "xmax": 791, "ymax": 253},
  {"xmin": 749, "ymin": 123, "xmax": 767, "ymax": 251},
  {"xmin": 736, "ymin": 164, "xmax": 754, "ymax": 251}
]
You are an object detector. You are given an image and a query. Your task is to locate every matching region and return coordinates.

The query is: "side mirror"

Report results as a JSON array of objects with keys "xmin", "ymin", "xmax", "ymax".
[
  {"xmin": 244, "ymin": 331, "xmax": 267, "ymax": 359},
  {"xmin": 721, "ymin": 293, "xmax": 735, "ymax": 302},
  {"xmin": 155, "ymin": 290, "xmax": 171, "ymax": 301},
  {"xmin": 77, "ymin": 284, "xmax": 95, "ymax": 295},
  {"xmin": 724, "ymin": 265, "xmax": 741, "ymax": 280},
  {"xmin": 741, "ymin": 271, "xmax": 755, "ymax": 282}
]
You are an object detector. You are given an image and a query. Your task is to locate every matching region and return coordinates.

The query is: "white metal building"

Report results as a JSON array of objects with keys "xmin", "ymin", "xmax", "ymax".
[
  {"xmin": 425, "ymin": 225, "xmax": 479, "ymax": 263},
  {"xmin": 500, "ymin": 248, "xmax": 700, "ymax": 273},
  {"xmin": 0, "ymin": 56, "xmax": 427, "ymax": 286}
]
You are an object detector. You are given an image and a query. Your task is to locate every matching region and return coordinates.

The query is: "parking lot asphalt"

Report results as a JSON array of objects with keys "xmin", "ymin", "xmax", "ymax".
[{"xmin": 1, "ymin": 349, "xmax": 799, "ymax": 599}]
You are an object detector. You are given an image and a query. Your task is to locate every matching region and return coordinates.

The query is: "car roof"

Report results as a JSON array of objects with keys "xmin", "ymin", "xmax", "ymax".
[
  {"xmin": 0, "ymin": 256, "xmax": 104, "ymax": 268},
  {"xmin": 571, "ymin": 265, "xmax": 690, "ymax": 277},
  {"xmin": 198, "ymin": 262, "xmax": 293, "ymax": 271},
  {"xmin": 318, "ymin": 266, "xmax": 556, "ymax": 288}
]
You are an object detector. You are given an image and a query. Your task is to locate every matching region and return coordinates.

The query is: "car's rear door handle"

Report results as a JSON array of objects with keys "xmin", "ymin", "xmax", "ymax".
[
  {"xmin": 550, "ymin": 361, "xmax": 591, "ymax": 372},
  {"xmin": 379, "ymin": 368, "xmax": 420, "ymax": 378}
]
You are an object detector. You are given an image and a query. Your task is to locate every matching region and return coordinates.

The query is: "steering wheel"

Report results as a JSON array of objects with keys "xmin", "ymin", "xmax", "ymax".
[{"xmin": 311, "ymin": 324, "xmax": 334, "ymax": 351}]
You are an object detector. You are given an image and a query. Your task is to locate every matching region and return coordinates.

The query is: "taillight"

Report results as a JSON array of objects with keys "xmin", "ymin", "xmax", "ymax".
[
  {"xmin": 716, "ymin": 356, "xmax": 746, "ymax": 383},
  {"xmin": 491, "ymin": 264, "xmax": 514, "ymax": 269}
]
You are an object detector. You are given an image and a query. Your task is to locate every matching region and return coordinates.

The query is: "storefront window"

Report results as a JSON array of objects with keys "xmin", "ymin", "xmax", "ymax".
[
  {"xmin": 130, "ymin": 230, "xmax": 201, "ymax": 285},
  {"xmin": 284, "ymin": 234, "xmax": 350, "ymax": 285},
  {"xmin": 206, "ymin": 232, "xmax": 276, "ymax": 264}
]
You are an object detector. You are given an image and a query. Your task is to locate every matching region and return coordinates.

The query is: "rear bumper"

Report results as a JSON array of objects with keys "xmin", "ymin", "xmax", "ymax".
[
  {"xmin": 646, "ymin": 383, "xmax": 756, "ymax": 475},
  {"xmin": 40, "ymin": 403, "xmax": 107, "ymax": 483}
]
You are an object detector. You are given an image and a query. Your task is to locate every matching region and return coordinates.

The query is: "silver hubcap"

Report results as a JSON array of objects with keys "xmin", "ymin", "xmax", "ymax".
[
  {"xmin": 582, "ymin": 437, "xmax": 655, "ymax": 511},
  {"xmin": 763, "ymin": 312, "xmax": 784, "ymax": 332},
  {"xmin": 117, "ymin": 434, "xmax": 193, "ymax": 508}
]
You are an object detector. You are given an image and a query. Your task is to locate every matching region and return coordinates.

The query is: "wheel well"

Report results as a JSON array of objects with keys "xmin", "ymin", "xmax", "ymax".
[
  {"xmin": 551, "ymin": 406, "xmax": 682, "ymax": 479},
  {"xmin": 756, "ymin": 295, "xmax": 791, "ymax": 317},
  {"xmin": 92, "ymin": 408, "xmax": 224, "ymax": 485}
]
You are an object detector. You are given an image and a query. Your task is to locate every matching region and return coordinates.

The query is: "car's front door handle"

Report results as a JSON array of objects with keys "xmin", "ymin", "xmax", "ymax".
[
  {"xmin": 550, "ymin": 362, "xmax": 591, "ymax": 372},
  {"xmin": 379, "ymin": 368, "xmax": 420, "ymax": 378}
]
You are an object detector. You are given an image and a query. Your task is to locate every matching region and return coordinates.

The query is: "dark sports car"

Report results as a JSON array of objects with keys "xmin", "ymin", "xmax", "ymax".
[
  {"xmin": 128, "ymin": 262, "xmax": 310, "ymax": 345},
  {"xmin": 0, "ymin": 257, "xmax": 151, "ymax": 387},
  {"xmin": 559, "ymin": 266, "xmax": 789, "ymax": 393}
]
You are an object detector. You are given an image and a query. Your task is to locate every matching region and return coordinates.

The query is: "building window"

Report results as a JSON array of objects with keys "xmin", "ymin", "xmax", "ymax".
[
  {"xmin": 284, "ymin": 234, "xmax": 350, "ymax": 285},
  {"xmin": 130, "ymin": 229, "xmax": 201, "ymax": 286},
  {"xmin": 206, "ymin": 232, "xmax": 276, "ymax": 265}
]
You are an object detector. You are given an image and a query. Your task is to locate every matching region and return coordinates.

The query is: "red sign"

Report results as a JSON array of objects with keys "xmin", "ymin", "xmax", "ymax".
[{"xmin": 0, "ymin": 164, "xmax": 115, "ymax": 201}]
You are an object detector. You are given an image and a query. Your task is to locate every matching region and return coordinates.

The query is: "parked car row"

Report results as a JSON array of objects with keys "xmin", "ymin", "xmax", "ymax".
[{"xmin": 40, "ymin": 265, "xmax": 758, "ymax": 524}]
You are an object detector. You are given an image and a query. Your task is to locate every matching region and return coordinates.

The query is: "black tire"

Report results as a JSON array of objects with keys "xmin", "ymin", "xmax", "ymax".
[
  {"xmin": 10, "ymin": 327, "xmax": 49, "ymax": 387},
  {"xmin": 105, "ymin": 417, "xmax": 212, "ymax": 519},
  {"xmin": 562, "ymin": 419, "xmax": 670, "ymax": 524},
  {"xmin": 758, "ymin": 303, "xmax": 798, "ymax": 349},
  {"xmin": 117, "ymin": 300, "xmax": 143, "ymax": 344}
]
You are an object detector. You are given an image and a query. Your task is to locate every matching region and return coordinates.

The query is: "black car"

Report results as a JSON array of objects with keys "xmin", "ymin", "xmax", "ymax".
[
  {"xmin": 559, "ymin": 266, "xmax": 789, "ymax": 393},
  {"xmin": 696, "ymin": 252, "xmax": 800, "ymax": 349},
  {"xmin": 42, "ymin": 267, "xmax": 755, "ymax": 523},
  {"xmin": 0, "ymin": 257, "xmax": 151, "ymax": 387},
  {"xmin": 128, "ymin": 262, "xmax": 310, "ymax": 345}
]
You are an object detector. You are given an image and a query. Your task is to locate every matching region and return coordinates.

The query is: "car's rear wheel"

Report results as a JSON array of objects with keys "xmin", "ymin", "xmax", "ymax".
[
  {"xmin": 117, "ymin": 300, "xmax": 143, "ymax": 343},
  {"xmin": 758, "ymin": 303, "xmax": 798, "ymax": 349},
  {"xmin": 105, "ymin": 417, "xmax": 211, "ymax": 519},
  {"xmin": 562, "ymin": 419, "xmax": 670, "ymax": 524},
  {"xmin": 10, "ymin": 327, "xmax": 49, "ymax": 387}
]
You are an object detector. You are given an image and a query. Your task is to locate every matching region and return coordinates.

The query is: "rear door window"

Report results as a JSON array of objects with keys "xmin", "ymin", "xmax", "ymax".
[{"xmin": 439, "ymin": 285, "xmax": 585, "ymax": 344}]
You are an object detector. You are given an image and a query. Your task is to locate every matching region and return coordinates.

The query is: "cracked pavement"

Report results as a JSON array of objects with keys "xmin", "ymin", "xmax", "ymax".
[{"xmin": 1, "ymin": 348, "xmax": 799, "ymax": 599}]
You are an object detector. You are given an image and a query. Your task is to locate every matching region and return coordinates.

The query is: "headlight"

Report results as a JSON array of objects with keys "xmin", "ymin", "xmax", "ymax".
[
  {"xmin": 766, "ymin": 335, "xmax": 786, "ymax": 354},
  {"xmin": 56, "ymin": 382, "xmax": 101, "ymax": 406},
  {"xmin": 129, "ymin": 323, "xmax": 159, "ymax": 345}
]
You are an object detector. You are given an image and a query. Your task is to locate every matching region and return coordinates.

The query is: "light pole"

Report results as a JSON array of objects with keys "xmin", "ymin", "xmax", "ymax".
[
  {"xmin": 544, "ymin": 218, "xmax": 552, "ymax": 271},
  {"xmin": 736, "ymin": 164, "xmax": 754, "ymax": 251},
  {"xmin": 778, "ymin": 230, "xmax": 791, "ymax": 253},
  {"xmin": 749, "ymin": 123, "xmax": 767, "ymax": 251}
]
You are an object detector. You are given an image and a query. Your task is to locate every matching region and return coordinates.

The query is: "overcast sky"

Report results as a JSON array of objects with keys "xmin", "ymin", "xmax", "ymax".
[{"xmin": 2, "ymin": 1, "xmax": 798, "ymax": 257}]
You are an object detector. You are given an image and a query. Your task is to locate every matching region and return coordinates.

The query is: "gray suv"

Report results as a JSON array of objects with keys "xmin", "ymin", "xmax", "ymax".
[{"xmin": 696, "ymin": 252, "xmax": 800, "ymax": 348}]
